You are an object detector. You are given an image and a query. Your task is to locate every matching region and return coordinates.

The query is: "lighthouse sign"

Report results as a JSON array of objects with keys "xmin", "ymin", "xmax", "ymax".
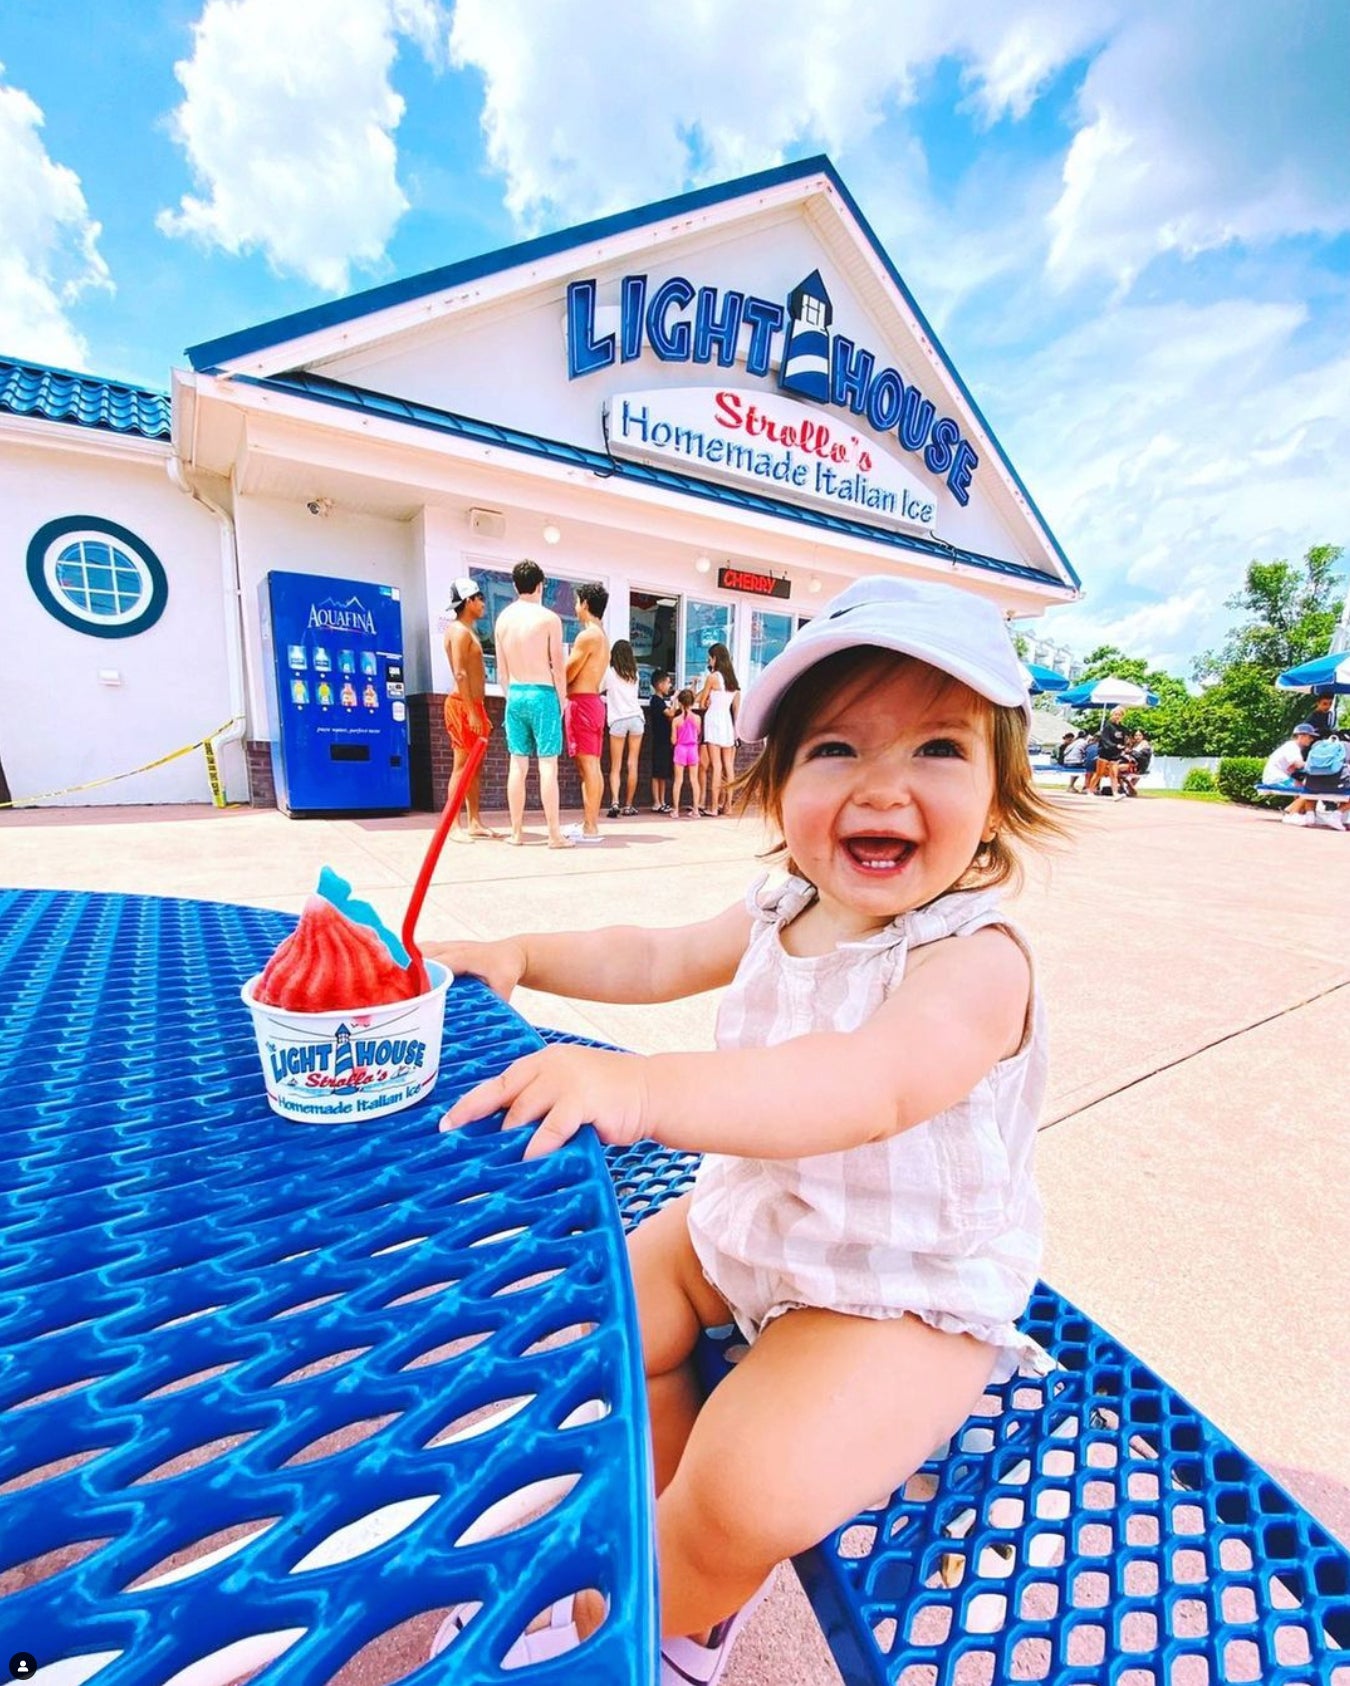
[
  {"xmin": 605, "ymin": 387, "xmax": 938, "ymax": 530},
  {"xmin": 568, "ymin": 269, "xmax": 979, "ymax": 506}
]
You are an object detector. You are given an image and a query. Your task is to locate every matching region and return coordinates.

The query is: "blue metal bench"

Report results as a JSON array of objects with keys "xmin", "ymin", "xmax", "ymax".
[{"xmin": 544, "ymin": 1027, "xmax": 1350, "ymax": 1686}]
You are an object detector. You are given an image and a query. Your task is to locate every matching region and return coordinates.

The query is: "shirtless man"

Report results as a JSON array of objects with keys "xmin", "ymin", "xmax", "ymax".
[
  {"xmin": 494, "ymin": 559, "xmax": 570, "ymax": 848},
  {"xmin": 564, "ymin": 582, "xmax": 610, "ymax": 841},
  {"xmin": 441, "ymin": 576, "xmax": 499, "ymax": 840}
]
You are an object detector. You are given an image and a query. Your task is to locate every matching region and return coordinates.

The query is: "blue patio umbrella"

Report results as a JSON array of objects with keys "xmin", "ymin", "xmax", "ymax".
[
  {"xmin": 1019, "ymin": 660, "xmax": 1070, "ymax": 695},
  {"xmin": 1275, "ymin": 651, "xmax": 1350, "ymax": 695}
]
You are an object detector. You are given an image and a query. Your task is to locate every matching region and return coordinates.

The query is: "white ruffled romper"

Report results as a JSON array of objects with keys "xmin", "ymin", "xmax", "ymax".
[{"xmin": 686, "ymin": 876, "xmax": 1049, "ymax": 1380}]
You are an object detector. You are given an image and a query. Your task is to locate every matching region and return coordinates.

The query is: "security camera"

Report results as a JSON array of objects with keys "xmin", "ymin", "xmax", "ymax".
[{"xmin": 306, "ymin": 496, "xmax": 333, "ymax": 517}]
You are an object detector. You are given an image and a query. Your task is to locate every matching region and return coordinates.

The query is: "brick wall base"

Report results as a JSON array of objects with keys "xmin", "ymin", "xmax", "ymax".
[
  {"xmin": 247, "ymin": 697, "xmax": 755, "ymax": 814},
  {"xmin": 245, "ymin": 741, "xmax": 276, "ymax": 807}
]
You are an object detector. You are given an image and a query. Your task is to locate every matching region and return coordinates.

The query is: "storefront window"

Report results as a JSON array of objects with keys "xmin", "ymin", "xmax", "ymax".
[
  {"xmin": 470, "ymin": 567, "xmax": 584, "ymax": 685},
  {"xmin": 629, "ymin": 589, "xmax": 679, "ymax": 697},
  {"xmin": 747, "ymin": 609, "xmax": 794, "ymax": 683},
  {"xmin": 682, "ymin": 599, "xmax": 732, "ymax": 689}
]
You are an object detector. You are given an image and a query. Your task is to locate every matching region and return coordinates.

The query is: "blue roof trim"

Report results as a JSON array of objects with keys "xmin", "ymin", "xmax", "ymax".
[
  {"xmin": 0, "ymin": 355, "xmax": 171, "ymax": 441},
  {"xmin": 186, "ymin": 156, "xmax": 1077, "ymax": 590},
  {"xmin": 241, "ymin": 370, "xmax": 1066, "ymax": 592},
  {"xmin": 186, "ymin": 156, "xmax": 832, "ymax": 373}
]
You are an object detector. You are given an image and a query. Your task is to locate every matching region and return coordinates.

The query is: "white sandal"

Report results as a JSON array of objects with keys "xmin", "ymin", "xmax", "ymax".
[
  {"xmin": 659, "ymin": 1573, "xmax": 774, "ymax": 1684},
  {"xmin": 432, "ymin": 1595, "xmax": 580, "ymax": 1666}
]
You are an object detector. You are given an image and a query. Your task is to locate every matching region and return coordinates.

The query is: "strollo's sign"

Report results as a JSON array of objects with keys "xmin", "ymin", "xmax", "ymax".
[
  {"xmin": 568, "ymin": 268, "xmax": 979, "ymax": 506},
  {"xmin": 605, "ymin": 388, "xmax": 938, "ymax": 529}
]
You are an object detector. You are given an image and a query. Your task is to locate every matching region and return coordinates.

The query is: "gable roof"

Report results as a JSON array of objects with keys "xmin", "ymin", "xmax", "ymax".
[
  {"xmin": 185, "ymin": 155, "xmax": 1078, "ymax": 590},
  {"xmin": 0, "ymin": 355, "xmax": 171, "ymax": 441}
]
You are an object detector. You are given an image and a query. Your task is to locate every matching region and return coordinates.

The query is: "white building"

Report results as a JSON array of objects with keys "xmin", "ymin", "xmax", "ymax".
[{"xmin": 0, "ymin": 156, "xmax": 1080, "ymax": 811}]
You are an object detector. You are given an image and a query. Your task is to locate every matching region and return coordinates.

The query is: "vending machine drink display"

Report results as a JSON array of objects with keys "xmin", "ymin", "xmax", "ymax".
[{"xmin": 259, "ymin": 570, "xmax": 411, "ymax": 815}]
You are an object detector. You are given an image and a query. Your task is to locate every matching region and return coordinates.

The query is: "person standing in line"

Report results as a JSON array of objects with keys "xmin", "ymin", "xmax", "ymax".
[
  {"xmin": 697, "ymin": 642, "xmax": 741, "ymax": 815},
  {"xmin": 494, "ymin": 559, "xmax": 570, "ymax": 849},
  {"xmin": 602, "ymin": 639, "xmax": 645, "ymax": 817},
  {"xmin": 564, "ymin": 582, "xmax": 610, "ymax": 842},
  {"xmin": 441, "ymin": 576, "xmax": 499, "ymax": 840},
  {"xmin": 647, "ymin": 670, "xmax": 676, "ymax": 813},
  {"xmin": 669, "ymin": 688, "xmax": 703, "ymax": 818}
]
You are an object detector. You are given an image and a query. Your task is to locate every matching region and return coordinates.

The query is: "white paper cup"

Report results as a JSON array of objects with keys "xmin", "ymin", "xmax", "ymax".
[{"xmin": 240, "ymin": 961, "xmax": 451, "ymax": 1122}]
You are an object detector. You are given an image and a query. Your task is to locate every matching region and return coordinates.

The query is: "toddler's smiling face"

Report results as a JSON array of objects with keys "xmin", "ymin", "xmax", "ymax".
[{"xmin": 780, "ymin": 656, "xmax": 997, "ymax": 940}]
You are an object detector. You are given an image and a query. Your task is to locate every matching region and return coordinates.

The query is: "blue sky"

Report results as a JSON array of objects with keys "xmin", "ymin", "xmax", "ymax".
[{"xmin": 2, "ymin": 0, "xmax": 1347, "ymax": 670}]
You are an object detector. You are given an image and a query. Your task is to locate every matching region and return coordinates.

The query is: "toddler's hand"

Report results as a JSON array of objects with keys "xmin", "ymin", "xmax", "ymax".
[
  {"xmin": 440, "ymin": 1045, "xmax": 650, "ymax": 1157},
  {"xmin": 423, "ymin": 936, "xmax": 526, "ymax": 1001}
]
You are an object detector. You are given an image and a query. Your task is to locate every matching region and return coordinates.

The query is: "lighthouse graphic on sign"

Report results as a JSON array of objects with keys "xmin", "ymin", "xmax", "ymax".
[
  {"xmin": 334, "ymin": 1024, "xmax": 354, "ymax": 1078},
  {"xmin": 779, "ymin": 270, "xmax": 834, "ymax": 403}
]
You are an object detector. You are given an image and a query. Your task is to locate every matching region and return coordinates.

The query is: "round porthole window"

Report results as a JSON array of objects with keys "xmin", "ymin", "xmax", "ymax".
[{"xmin": 27, "ymin": 515, "xmax": 168, "ymax": 639}]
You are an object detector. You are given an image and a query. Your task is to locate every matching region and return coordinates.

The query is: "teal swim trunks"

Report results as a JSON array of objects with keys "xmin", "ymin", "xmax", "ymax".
[{"xmin": 504, "ymin": 683, "xmax": 563, "ymax": 758}]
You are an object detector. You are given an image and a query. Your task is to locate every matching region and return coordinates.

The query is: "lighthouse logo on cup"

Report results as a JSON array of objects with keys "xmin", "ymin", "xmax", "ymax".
[{"xmin": 241, "ymin": 963, "xmax": 450, "ymax": 1122}]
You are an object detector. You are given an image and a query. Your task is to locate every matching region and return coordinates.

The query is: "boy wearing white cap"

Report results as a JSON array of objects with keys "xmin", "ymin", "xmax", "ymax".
[
  {"xmin": 434, "ymin": 576, "xmax": 1066, "ymax": 1680},
  {"xmin": 442, "ymin": 576, "xmax": 497, "ymax": 839}
]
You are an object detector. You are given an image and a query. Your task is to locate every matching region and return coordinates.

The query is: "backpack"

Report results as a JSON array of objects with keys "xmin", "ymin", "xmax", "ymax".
[{"xmin": 1306, "ymin": 737, "xmax": 1347, "ymax": 777}]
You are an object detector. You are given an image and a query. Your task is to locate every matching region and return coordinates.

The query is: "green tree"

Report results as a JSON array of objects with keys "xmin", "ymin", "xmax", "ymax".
[{"xmin": 1193, "ymin": 545, "xmax": 1344, "ymax": 751}]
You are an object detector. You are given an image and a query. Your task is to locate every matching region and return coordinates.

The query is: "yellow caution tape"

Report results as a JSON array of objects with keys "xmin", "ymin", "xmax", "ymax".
[{"xmin": 0, "ymin": 720, "xmax": 242, "ymax": 810}]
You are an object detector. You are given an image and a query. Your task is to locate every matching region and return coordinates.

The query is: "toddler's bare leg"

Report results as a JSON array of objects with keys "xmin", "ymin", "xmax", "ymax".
[
  {"xmin": 627, "ymin": 1194, "xmax": 733, "ymax": 1492},
  {"xmin": 657, "ymin": 1305, "xmax": 998, "ymax": 1640},
  {"xmin": 574, "ymin": 1196, "xmax": 730, "ymax": 1642}
]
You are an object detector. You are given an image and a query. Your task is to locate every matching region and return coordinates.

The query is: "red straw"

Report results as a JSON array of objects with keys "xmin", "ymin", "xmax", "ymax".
[{"xmin": 401, "ymin": 733, "xmax": 489, "ymax": 994}]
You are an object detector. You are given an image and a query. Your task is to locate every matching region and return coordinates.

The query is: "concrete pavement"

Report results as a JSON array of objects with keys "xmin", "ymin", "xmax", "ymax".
[{"xmin": 3, "ymin": 789, "xmax": 1347, "ymax": 1683}]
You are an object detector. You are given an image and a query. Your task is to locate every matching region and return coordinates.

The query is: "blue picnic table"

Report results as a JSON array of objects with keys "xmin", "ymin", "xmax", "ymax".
[
  {"xmin": 0, "ymin": 889, "xmax": 655, "ymax": 1685},
  {"xmin": 3, "ymin": 890, "xmax": 1348, "ymax": 1685}
]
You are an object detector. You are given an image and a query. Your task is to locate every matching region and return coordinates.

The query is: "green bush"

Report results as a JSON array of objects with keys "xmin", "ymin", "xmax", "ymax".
[
  {"xmin": 1181, "ymin": 767, "xmax": 1217, "ymax": 792},
  {"xmin": 1217, "ymin": 756, "xmax": 1283, "ymax": 807}
]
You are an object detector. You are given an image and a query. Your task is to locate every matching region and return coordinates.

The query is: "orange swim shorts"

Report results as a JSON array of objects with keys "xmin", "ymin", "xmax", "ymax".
[{"xmin": 443, "ymin": 694, "xmax": 492, "ymax": 754}]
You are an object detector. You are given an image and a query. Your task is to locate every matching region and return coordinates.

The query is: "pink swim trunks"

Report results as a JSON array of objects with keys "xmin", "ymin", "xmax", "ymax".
[{"xmin": 565, "ymin": 693, "xmax": 606, "ymax": 758}]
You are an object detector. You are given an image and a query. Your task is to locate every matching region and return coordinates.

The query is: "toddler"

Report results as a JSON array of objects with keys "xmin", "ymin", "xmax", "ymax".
[
  {"xmin": 433, "ymin": 575, "xmax": 1063, "ymax": 1681},
  {"xmin": 670, "ymin": 688, "xmax": 704, "ymax": 818}
]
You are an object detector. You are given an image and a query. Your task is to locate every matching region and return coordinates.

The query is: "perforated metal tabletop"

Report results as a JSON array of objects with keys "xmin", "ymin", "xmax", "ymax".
[{"xmin": 0, "ymin": 889, "xmax": 657, "ymax": 1686}]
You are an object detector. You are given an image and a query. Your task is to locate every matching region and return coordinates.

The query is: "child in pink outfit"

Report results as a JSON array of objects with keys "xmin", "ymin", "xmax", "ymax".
[{"xmin": 670, "ymin": 688, "xmax": 703, "ymax": 818}]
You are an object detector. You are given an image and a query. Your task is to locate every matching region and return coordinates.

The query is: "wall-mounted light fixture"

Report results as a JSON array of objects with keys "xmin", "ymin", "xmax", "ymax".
[
  {"xmin": 808, "ymin": 576, "xmax": 822, "ymax": 593},
  {"xmin": 542, "ymin": 521, "xmax": 562, "ymax": 545},
  {"xmin": 694, "ymin": 555, "xmax": 712, "ymax": 574}
]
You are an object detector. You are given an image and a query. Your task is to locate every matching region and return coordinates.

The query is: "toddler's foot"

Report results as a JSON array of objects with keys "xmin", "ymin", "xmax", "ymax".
[{"xmin": 660, "ymin": 1574, "xmax": 774, "ymax": 1684}]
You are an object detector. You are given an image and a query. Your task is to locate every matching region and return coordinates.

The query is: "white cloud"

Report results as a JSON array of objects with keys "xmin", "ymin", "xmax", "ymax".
[
  {"xmin": 1047, "ymin": 3, "xmax": 1350, "ymax": 289},
  {"xmin": 447, "ymin": 0, "xmax": 1112, "ymax": 230},
  {"xmin": 0, "ymin": 65, "xmax": 112, "ymax": 368},
  {"xmin": 158, "ymin": 0, "xmax": 449, "ymax": 291},
  {"xmin": 994, "ymin": 295, "xmax": 1350, "ymax": 669}
]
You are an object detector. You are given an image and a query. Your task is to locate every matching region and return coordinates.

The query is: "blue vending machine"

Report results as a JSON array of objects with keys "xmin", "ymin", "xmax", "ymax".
[{"xmin": 259, "ymin": 570, "xmax": 410, "ymax": 815}]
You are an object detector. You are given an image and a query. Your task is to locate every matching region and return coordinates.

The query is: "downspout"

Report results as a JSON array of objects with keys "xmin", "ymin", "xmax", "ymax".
[{"xmin": 166, "ymin": 456, "xmax": 251, "ymax": 802}]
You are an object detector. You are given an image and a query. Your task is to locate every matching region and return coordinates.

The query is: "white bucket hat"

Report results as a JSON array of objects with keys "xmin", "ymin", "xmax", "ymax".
[{"xmin": 738, "ymin": 575, "xmax": 1031, "ymax": 741}]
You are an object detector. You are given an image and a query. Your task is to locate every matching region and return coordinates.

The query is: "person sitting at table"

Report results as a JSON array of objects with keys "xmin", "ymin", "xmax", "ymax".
[
  {"xmin": 1118, "ymin": 730, "xmax": 1153, "ymax": 798},
  {"xmin": 1263, "ymin": 721, "xmax": 1330, "ymax": 828},
  {"xmin": 1071, "ymin": 732, "xmax": 1097, "ymax": 793},
  {"xmin": 432, "ymin": 576, "xmax": 1064, "ymax": 1681}
]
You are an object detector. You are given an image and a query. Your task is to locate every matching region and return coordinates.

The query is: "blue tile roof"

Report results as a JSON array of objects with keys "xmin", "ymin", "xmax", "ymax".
[
  {"xmin": 244, "ymin": 369, "xmax": 1064, "ymax": 591},
  {"xmin": 0, "ymin": 356, "xmax": 171, "ymax": 441}
]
